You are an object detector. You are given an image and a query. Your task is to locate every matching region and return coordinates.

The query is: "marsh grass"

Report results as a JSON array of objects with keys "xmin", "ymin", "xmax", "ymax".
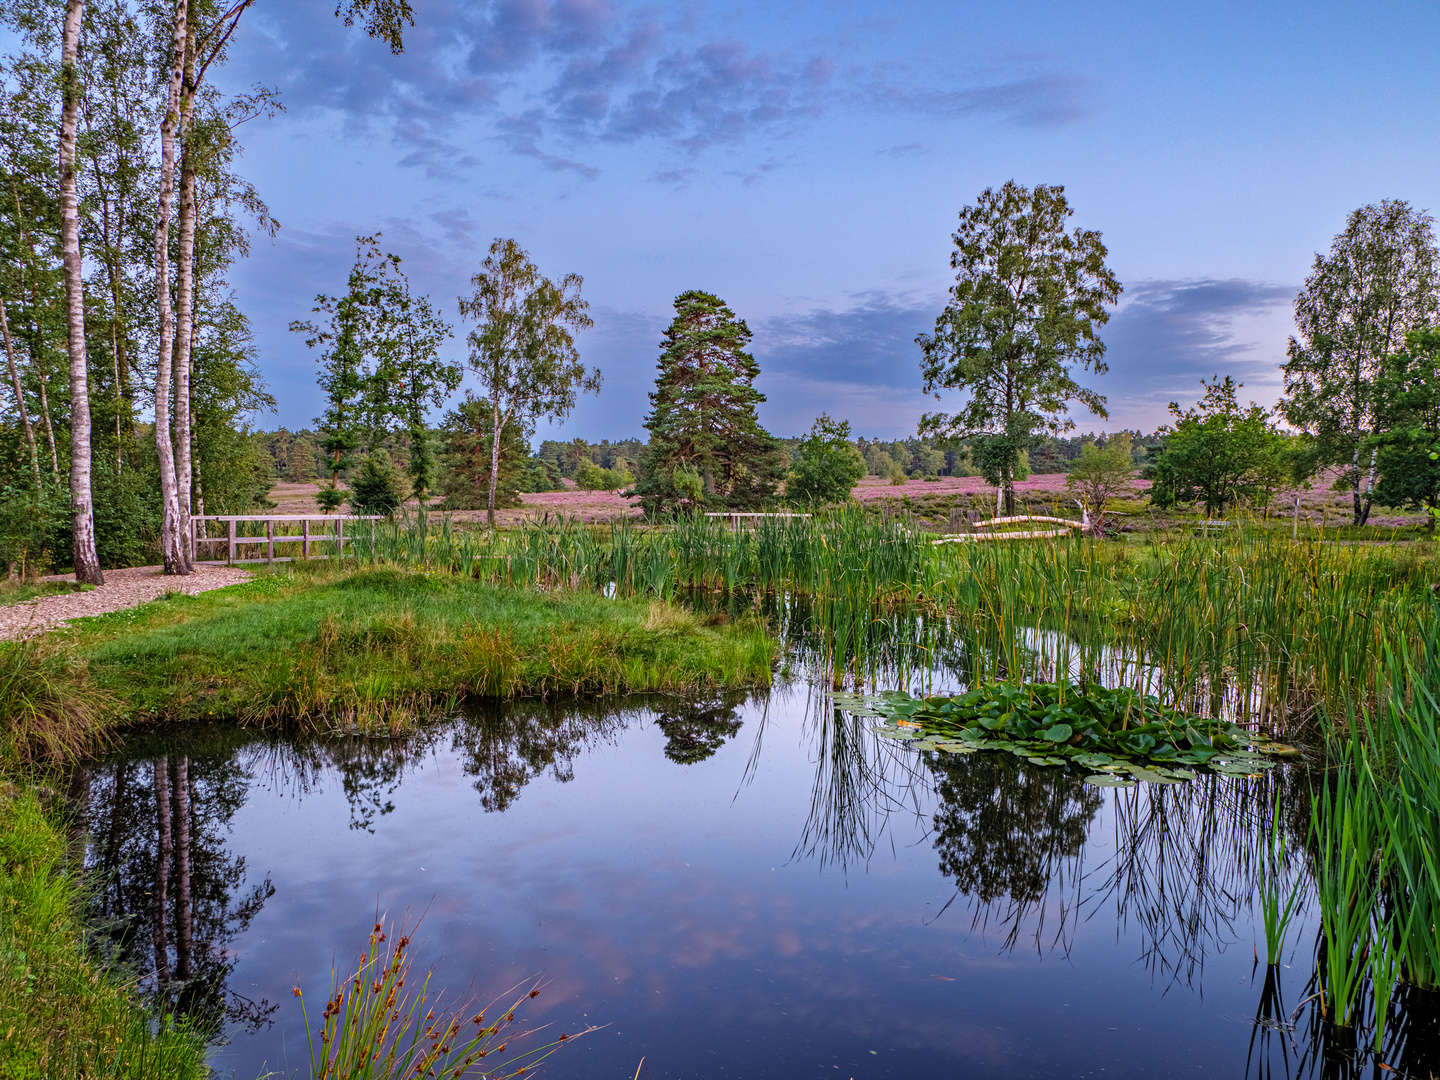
[
  {"xmin": 346, "ymin": 509, "xmax": 1437, "ymax": 733},
  {"xmin": 0, "ymin": 790, "xmax": 207, "ymax": 1079},
  {"xmin": 74, "ymin": 566, "xmax": 773, "ymax": 730},
  {"xmin": 1258, "ymin": 794, "xmax": 1304, "ymax": 967},
  {"xmin": 0, "ymin": 635, "xmax": 107, "ymax": 762},
  {"xmin": 298, "ymin": 914, "xmax": 588, "ymax": 1080}
]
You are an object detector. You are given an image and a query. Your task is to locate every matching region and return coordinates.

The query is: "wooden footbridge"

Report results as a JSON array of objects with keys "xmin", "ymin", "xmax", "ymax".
[
  {"xmin": 931, "ymin": 513, "xmax": 1090, "ymax": 544},
  {"xmin": 190, "ymin": 514, "xmax": 380, "ymax": 565}
]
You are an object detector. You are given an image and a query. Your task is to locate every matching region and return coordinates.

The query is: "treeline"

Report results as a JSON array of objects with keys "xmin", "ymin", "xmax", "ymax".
[{"xmin": 0, "ymin": 1, "xmax": 411, "ymax": 577}]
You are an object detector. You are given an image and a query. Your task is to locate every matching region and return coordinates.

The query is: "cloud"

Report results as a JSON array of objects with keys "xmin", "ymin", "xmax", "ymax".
[
  {"xmin": 1099, "ymin": 278, "xmax": 1297, "ymax": 426},
  {"xmin": 229, "ymin": 4, "xmax": 1094, "ymax": 177},
  {"xmin": 866, "ymin": 72, "xmax": 1096, "ymax": 128}
]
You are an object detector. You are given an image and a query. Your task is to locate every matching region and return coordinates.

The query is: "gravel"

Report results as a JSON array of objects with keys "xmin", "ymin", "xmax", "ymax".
[{"xmin": 0, "ymin": 564, "xmax": 252, "ymax": 639}]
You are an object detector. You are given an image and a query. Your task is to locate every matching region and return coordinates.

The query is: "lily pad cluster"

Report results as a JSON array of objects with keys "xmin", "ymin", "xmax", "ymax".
[{"xmin": 833, "ymin": 681, "xmax": 1302, "ymax": 787}]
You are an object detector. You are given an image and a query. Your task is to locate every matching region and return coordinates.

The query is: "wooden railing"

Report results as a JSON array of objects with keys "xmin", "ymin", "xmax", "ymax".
[{"xmin": 190, "ymin": 514, "xmax": 380, "ymax": 564}]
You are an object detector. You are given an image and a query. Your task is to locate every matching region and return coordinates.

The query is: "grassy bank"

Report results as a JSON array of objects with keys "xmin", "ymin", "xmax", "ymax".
[
  {"xmin": 70, "ymin": 563, "xmax": 774, "ymax": 729},
  {"xmin": 0, "ymin": 790, "xmax": 207, "ymax": 1078}
]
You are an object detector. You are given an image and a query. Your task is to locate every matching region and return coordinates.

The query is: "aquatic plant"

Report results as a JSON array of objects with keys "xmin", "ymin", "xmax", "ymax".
[
  {"xmin": 297, "ymin": 914, "xmax": 588, "ymax": 1080},
  {"xmin": 836, "ymin": 681, "xmax": 1301, "ymax": 785},
  {"xmin": 1309, "ymin": 763, "xmax": 1379, "ymax": 1027},
  {"xmin": 1258, "ymin": 793, "xmax": 1305, "ymax": 966}
]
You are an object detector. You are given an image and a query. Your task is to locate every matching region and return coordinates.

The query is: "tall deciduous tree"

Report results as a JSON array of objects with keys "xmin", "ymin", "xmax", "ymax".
[
  {"xmin": 635, "ymin": 290, "xmax": 786, "ymax": 516},
  {"xmin": 458, "ymin": 238, "xmax": 596, "ymax": 527},
  {"xmin": 59, "ymin": 0, "xmax": 102, "ymax": 582},
  {"xmin": 917, "ymin": 181, "xmax": 1120, "ymax": 516},
  {"xmin": 1372, "ymin": 329, "xmax": 1440, "ymax": 533},
  {"xmin": 1281, "ymin": 200, "xmax": 1438, "ymax": 526}
]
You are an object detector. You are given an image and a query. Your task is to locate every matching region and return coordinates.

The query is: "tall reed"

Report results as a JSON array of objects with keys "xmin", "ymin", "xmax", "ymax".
[{"xmin": 298, "ymin": 914, "xmax": 585, "ymax": 1080}]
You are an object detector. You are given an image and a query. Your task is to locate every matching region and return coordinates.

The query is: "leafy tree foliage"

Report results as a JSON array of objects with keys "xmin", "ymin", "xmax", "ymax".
[
  {"xmin": 574, "ymin": 456, "xmax": 631, "ymax": 491},
  {"xmin": 1281, "ymin": 200, "xmax": 1438, "ymax": 525},
  {"xmin": 1372, "ymin": 329, "xmax": 1440, "ymax": 532},
  {"xmin": 1065, "ymin": 432, "xmax": 1135, "ymax": 532},
  {"xmin": 1146, "ymin": 377, "xmax": 1289, "ymax": 517},
  {"xmin": 458, "ymin": 238, "xmax": 596, "ymax": 526},
  {"xmin": 437, "ymin": 396, "xmax": 531, "ymax": 511},
  {"xmin": 917, "ymin": 181, "xmax": 1120, "ymax": 514},
  {"xmin": 788, "ymin": 413, "xmax": 864, "ymax": 505},
  {"xmin": 348, "ymin": 449, "xmax": 405, "ymax": 518},
  {"xmin": 635, "ymin": 291, "xmax": 786, "ymax": 516}
]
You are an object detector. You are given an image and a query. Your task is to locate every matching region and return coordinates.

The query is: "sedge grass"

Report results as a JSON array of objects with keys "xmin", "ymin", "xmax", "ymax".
[
  {"xmin": 0, "ymin": 635, "xmax": 108, "ymax": 762},
  {"xmin": 298, "ymin": 913, "xmax": 590, "ymax": 1080}
]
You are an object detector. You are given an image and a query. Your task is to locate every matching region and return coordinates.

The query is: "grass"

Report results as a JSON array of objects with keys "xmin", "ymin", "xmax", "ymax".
[
  {"xmin": 0, "ymin": 789, "xmax": 208, "ymax": 1078},
  {"xmin": 69, "ymin": 563, "xmax": 774, "ymax": 730}
]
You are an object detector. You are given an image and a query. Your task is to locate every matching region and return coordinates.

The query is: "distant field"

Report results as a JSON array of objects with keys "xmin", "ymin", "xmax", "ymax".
[{"xmin": 262, "ymin": 474, "xmax": 1431, "ymax": 529}]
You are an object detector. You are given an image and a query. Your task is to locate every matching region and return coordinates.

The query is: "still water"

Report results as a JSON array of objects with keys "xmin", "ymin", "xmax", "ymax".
[{"xmin": 81, "ymin": 681, "xmax": 1435, "ymax": 1078}]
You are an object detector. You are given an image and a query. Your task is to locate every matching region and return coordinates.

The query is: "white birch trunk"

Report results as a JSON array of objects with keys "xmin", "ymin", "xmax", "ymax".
[
  {"xmin": 172, "ymin": 27, "xmax": 198, "ymax": 569},
  {"xmin": 487, "ymin": 396, "xmax": 504, "ymax": 527},
  {"xmin": 153, "ymin": 0, "xmax": 189, "ymax": 575},
  {"xmin": 59, "ymin": 0, "xmax": 103, "ymax": 584}
]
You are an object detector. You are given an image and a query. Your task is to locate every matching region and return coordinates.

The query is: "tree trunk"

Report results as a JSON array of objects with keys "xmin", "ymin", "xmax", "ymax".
[
  {"xmin": 153, "ymin": 0, "xmax": 189, "ymax": 575},
  {"xmin": 0, "ymin": 298, "xmax": 38, "ymax": 482},
  {"xmin": 35, "ymin": 360, "xmax": 58, "ymax": 477},
  {"xmin": 487, "ymin": 398, "xmax": 503, "ymax": 527},
  {"xmin": 99, "ymin": 761, "xmax": 130, "ymax": 918},
  {"xmin": 1350, "ymin": 439, "xmax": 1363, "ymax": 526},
  {"xmin": 173, "ymin": 756, "xmax": 192, "ymax": 982},
  {"xmin": 172, "ymin": 26, "xmax": 198, "ymax": 569},
  {"xmin": 1359, "ymin": 445, "xmax": 1377, "ymax": 527},
  {"xmin": 59, "ymin": 0, "xmax": 103, "ymax": 585},
  {"xmin": 152, "ymin": 756, "xmax": 172, "ymax": 986}
]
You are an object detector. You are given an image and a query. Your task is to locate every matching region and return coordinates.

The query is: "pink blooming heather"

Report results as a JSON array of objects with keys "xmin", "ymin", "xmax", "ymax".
[{"xmin": 851, "ymin": 473, "xmax": 1152, "ymax": 501}]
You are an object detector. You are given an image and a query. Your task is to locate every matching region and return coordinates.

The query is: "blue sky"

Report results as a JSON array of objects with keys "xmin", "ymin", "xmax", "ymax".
[{"xmin": 215, "ymin": 0, "xmax": 1440, "ymax": 440}]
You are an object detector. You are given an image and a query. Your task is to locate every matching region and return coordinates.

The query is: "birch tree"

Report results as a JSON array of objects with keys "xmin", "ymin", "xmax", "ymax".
[
  {"xmin": 917, "ymin": 181, "xmax": 1119, "ymax": 516},
  {"xmin": 59, "ymin": 0, "xmax": 102, "ymax": 582},
  {"xmin": 458, "ymin": 238, "xmax": 596, "ymax": 526},
  {"xmin": 1280, "ymin": 200, "xmax": 1437, "ymax": 526}
]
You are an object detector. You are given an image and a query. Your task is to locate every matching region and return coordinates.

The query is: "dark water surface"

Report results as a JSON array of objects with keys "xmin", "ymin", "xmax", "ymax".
[{"xmin": 80, "ymin": 682, "xmax": 1431, "ymax": 1079}]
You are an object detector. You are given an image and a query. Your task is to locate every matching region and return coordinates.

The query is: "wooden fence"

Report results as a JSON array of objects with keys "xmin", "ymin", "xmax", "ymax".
[{"xmin": 190, "ymin": 514, "xmax": 380, "ymax": 565}]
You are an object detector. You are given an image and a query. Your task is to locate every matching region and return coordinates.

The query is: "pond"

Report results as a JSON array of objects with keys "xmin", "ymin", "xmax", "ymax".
[{"xmin": 80, "ymin": 676, "xmax": 1437, "ymax": 1078}]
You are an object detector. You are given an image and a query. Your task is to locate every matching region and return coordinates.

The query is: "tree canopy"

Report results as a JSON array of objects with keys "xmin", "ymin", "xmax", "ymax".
[
  {"xmin": 917, "ymin": 181, "xmax": 1119, "ymax": 515},
  {"xmin": 1281, "ymin": 199, "xmax": 1438, "ymax": 525}
]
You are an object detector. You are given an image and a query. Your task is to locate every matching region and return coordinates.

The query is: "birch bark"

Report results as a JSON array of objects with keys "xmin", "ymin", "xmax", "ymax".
[
  {"xmin": 152, "ymin": 756, "xmax": 172, "ymax": 986},
  {"xmin": 154, "ymin": 0, "xmax": 189, "ymax": 574},
  {"xmin": 171, "ymin": 26, "xmax": 199, "ymax": 567},
  {"xmin": 60, "ymin": 0, "xmax": 103, "ymax": 583}
]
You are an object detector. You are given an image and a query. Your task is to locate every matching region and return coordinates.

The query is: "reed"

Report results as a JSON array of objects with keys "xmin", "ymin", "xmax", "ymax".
[
  {"xmin": 340, "ymin": 510, "xmax": 1436, "ymax": 734},
  {"xmin": 1309, "ymin": 760, "xmax": 1377, "ymax": 1027},
  {"xmin": 297, "ymin": 913, "xmax": 586, "ymax": 1080},
  {"xmin": 1257, "ymin": 792, "xmax": 1304, "ymax": 967}
]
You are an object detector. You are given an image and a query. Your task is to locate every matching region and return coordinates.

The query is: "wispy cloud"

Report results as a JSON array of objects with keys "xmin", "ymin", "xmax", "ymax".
[{"xmin": 230, "ymin": 2, "xmax": 1094, "ymax": 178}]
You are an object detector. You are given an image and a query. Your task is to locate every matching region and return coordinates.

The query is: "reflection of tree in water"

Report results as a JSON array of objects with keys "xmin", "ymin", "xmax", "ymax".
[
  {"xmin": 450, "ymin": 699, "xmax": 631, "ymax": 811},
  {"xmin": 928, "ymin": 753, "xmax": 1102, "ymax": 949},
  {"xmin": 85, "ymin": 734, "xmax": 276, "ymax": 1037},
  {"xmin": 653, "ymin": 692, "xmax": 746, "ymax": 765}
]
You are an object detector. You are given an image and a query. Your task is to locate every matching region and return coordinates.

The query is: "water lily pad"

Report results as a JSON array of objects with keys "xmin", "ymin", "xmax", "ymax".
[
  {"xmin": 1039, "ymin": 723, "xmax": 1073, "ymax": 742},
  {"xmin": 1084, "ymin": 774, "xmax": 1137, "ymax": 787}
]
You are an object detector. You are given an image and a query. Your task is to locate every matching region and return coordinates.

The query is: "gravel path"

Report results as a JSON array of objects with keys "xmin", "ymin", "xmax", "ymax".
[{"xmin": 0, "ymin": 564, "xmax": 252, "ymax": 639}]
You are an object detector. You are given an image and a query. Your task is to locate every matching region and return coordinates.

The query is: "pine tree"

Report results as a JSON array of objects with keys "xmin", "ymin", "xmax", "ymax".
[{"xmin": 635, "ymin": 291, "xmax": 786, "ymax": 516}]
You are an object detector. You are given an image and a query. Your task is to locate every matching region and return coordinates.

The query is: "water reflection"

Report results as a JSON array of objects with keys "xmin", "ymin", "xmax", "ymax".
[
  {"xmin": 85, "ymin": 735, "xmax": 276, "ymax": 1036},
  {"xmin": 76, "ymin": 690, "xmax": 1438, "ymax": 1079}
]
